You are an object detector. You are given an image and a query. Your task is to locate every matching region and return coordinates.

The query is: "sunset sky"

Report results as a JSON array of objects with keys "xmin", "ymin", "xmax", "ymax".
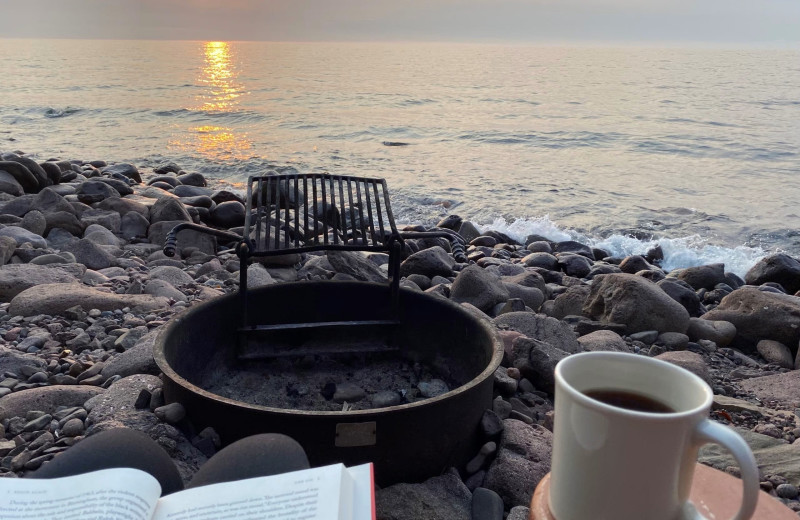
[{"xmin": 1, "ymin": 0, "xmax": 798, "ymax": 44}]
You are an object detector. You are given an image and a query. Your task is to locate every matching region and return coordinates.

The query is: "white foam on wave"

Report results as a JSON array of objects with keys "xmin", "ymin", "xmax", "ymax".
[{"xmin": 477, "ymin": 217, "xmax": 767, "ymax": 278}]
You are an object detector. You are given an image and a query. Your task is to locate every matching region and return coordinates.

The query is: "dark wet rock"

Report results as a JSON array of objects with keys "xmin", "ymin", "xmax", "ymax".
[
  {"xmin": 154, "ymin": 402, "xmax": 186, "ymax": 424},
  {"xmin": 376, "ymin": 469, "xmax": 472, "ymax": 520},
  {"xmin": 94, "ymin": 177, "xmax": 133, "ymax": 197},
  {"xmin": 702, "ymin": 286, "xmax": 800, "ymax": 352},
  {"xmin": 179, "ymin": 195, "xmax": 214, "ymax": 208},
  {"xmin": 437, "ymin": 214, "xmax": 462, "ymax": 231},
  {"xmin": 526, "ymin": 240, "xmax": 552, "ymax": 253},
  {"xmin": 326, "ymin": 250, "xmax": 387, "ymax": 283},
  {"xmin": 76, "ymin": 180, "xmax": 120, "ymax": 204},
  {"xmin": 400, "ymin": 246, "xmax": 455, "ymax": 278},
  {"xmin": 0, "ymin": 160, "xmax": 39, "ymax": 193},
  {"xmin": 745, "ymin": 254, "xmax": 800, "ymax": 294},
  {"xmin": 471, "ymin": 487, "xmax": 503, "ymax": 520},
  {"xmin": 149, "ymin": 175, "xmax": 181, "ymax": 187},
  {"xmin": 177, "ymin": 171, "xmax": 207, "ymax": 187},
  {"xmin": 96, "ymin": 196, "xmax": 150, "ymax": 218},
  {"xmin": 101, "ymin": 163, "xmax": 141, "ymax": 183},
  {"xmin": 658, "ymin": 278, "xmax": 706, "ymax": 317},
  {"xmin": 553, "ymin": 240, "xmax": 593, "ymax": 259},
  {"xmin": 584, "ymin": 273, "xmax": 690, "ymax": 334},
  {"xmin": 502, "ymin": 271, "xmax": 546, "ymax": 295},
  {"xmin": 450, "ymin": 265, "xmax": 509, "ymax": 313},
  {"xmin": 619, "ymin": 255, "xmax": 652, "ymax": 274},
  {"xmin": 556, "ymin": 253, "xmax": 592, "ymax": 278},
  {"xmin": 667, "ymin": 263, "xmax": 727, "ymax": 291},
  {"xmin": 502, "ymin": 283, "xmax": 544, "ymax": 311},
  {"xmin": 149, "ymin": 196, "xmax": 192, "ymax": 224},
  {"xmin": 0, "ymin": 170, "xmax": 24, "ymax": 196},
  {"xmin": 209, "ymin": 200, "xmax": 245, "ymax": 228},
  {"xmin": 495, "ymin": 312, "xmax": 580, "ymax": 353},
  {"xmin": 153, "ymin": 162, "xmax": 182, "ymax": 175},
  {"xmin": 44, "ymin": 211, "xmax": 85, "ymax": 236},
  {"xmin": 484, "ymin": 419, "xmax": 552, "ymax": 509},
  {"xmin": 210, "ymin": 189, "xmax": 242, "ymax": 204},
  {"xmin": 173, "ymin": 185, "xmax": 212, "ymax": 198},
  {"xmin": 121, "ymin": 211, "xmax": 150, "ymax": 240}
]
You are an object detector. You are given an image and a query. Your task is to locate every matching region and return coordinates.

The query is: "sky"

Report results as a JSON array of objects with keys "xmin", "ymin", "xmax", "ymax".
[{"xmin": 1, "ymin": 0, "xmax": 798, "ymax": 45}]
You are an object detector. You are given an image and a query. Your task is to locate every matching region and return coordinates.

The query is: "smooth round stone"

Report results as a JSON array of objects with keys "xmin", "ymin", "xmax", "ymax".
[
  {"xmin": 371, "ymin": 390, "xmax": 401, "ymax": 408},
  {"xmin": 154, "ymin": 402, "xmax": 186, "ymax": 424},
  {"xmin": 61, "ymin": 417, "xmax": 85, "ymax": 437},
  {"xmin": 471, "ymin": 487, "xmax": 504, "ymax": 520},
  {"xmin": 27, "ymin": 372, "xmax": 48, "ymax": 384},
  {"xmin": 332, "ymin": 383, "xmax": 366, "ymax": 403},
  {"xmin": 417, "ymin": 378, "xmax": 449, "ymax": 398},
  {"xmin": 776, "ymin": 483, "xmax": 799, "ymax": 499}
]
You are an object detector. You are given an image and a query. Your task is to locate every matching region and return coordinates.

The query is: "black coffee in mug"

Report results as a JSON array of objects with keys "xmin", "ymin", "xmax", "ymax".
[{"xmin": 584, "ymin": 389, "xmax": 675, "ymax": 414}]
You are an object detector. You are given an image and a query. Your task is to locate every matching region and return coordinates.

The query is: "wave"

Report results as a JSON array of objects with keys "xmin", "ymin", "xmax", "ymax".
[
  {"xmin": 456, "ymin": 130, "xmax": 622, "ymax": 148},
  {"xmin": 44, "ymin": 107, "xmax": 82, "ymax": 118},
  {"xmin": 151, "ymin": 108, "xmax": 266, "ymax": 124},
  {"xmin": 476, "ymin": 216, "xmax": 766, "ymax": 278}
]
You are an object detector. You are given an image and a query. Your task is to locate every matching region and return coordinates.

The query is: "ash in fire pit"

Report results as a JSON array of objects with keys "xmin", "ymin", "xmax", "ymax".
[{"xmin": 203, "ymin": 350, "xmax": 459, "ymax": 411}]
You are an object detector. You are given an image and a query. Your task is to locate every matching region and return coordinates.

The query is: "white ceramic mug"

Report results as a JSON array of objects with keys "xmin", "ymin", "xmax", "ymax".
[{"xmin": 549, "ymin": 351, "xmax": 759, "ymax": 520}]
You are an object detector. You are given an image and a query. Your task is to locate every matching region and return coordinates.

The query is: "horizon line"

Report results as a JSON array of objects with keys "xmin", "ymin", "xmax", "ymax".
[{"xmin": 1, "ymin": 36, "xmax": 799, "ymax": 49}]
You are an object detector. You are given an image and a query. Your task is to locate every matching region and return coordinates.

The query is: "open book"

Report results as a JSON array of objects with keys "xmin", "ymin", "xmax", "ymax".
[{"xmin": 0, "ymin": 462, "xmax": 374, "ymax": 520}]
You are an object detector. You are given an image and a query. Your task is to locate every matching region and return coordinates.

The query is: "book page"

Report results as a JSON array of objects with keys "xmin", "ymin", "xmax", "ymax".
[
  {"xmin": 0, "ymin": 468, "xmax": 161, "ymax": 520},
  {"xmin": 152, "ymin": 463, "xmax": 350, "ymax": 520},
  {"xmin": 348, "ymin": 464, "xmax": 375, "ymax": 520}
]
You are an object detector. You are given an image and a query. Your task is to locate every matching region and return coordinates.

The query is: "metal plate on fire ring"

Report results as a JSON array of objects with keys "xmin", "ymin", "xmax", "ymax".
[{"xmin": 335, "ymin": 422, "xmax": 377, "ymax": 447}]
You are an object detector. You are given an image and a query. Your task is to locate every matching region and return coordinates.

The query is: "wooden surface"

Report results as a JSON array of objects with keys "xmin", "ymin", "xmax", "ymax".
[{"xmin": 529, "ymin": 464, "xmax": 797, "ymax": 520}]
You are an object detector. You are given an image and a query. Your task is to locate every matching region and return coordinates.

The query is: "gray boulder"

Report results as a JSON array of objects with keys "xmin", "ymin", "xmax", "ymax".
[
  {"xmin": 667, "ymin": 263, "xmax": 727, "ymax": 290},
  {"xmin": 0, "ymin": 264, "xmax": 80, "ymax": 300},
  {"xmin": 756, "ymin": 340, "xmax": 794, "ymax": 369},
  {"xmin": 84, "ymin": 375, "xmax": 160, "ymax": 433},
  {"xmin": 0, "ymin": 226, "xmax": 46, "ymax": 248},
  {"xmin": 484, "ymin": 419, "xmax": 552, "ymax": 509},
  {"xmin": 0, "ymin": 385, "xmax": 104, "ymax": 421},
  {"xmin": 9, "ymin": 283, "xmax": 170, "ymax": 316},
  {"xmin": 521, "ymin": 252, "xmax": 558, "ymax": 270},
  {"xmin": 577, "ymin": 329, "xmax": 629, "ymax": 352},
  {"xmin": 547, "ymin": 285, "xmax": 591, "ymax": 320},
  {"xmin": 144, "ymin": 279, "xmax": 187, "ymax": 302},
  {"xmin": 149, "ymin": 196, "xmax": 191, "ymax": 224},
  {"xmin": 76, "ymin": 180, "xmax": 120, "ymax": 204},
  {"xmin": 101, "ymin": 163, "xmax": 141, "ymax": 183},
  {"xmin": 44, "ymin": 211, "xmax": 85, "ymax": 236},
  {"xmin": 0, "ymin": 160, "xmax": 39, "ymax": 193},
  {"xmin": 745, "ymin": 253, "xmax": 800, "ymax": 294},
  {"xmin": 120, "ymin": 211, "xmax": 150, "ymax": 240},
  {"xmin": 502, "ymin": 283, "xmax": 544, "ymax": 311},
  {"xmin": 96, "ymin": 197, "xmax": 150, "ymax": 218},
  {"xmin": 0, "ymin": 346, "xmax": 47, "ymax": 378},
  {"xmin": 738, "ymin": 371, "xmax": 800, "ymax": 408},
  {"xmin": 556, "ymin": 253, "xmax": 592, "ymax": 278},
  {"xmin": 149, "ymin": 265, "xmax": 194, "ymax": 287},
  {"xmin": 450, "ymin": 265, "xmax": 509, "ymax": 313},
  {"xmin": 20, "ymin": 210, "xmax": 47, "ymax": 236},
  {"xmin": 702, "ymin": 286, "xmax": 800, "ymax": 352},
  {"xmin": 583, "ymin": 273, "xmax": 690, "ymax": 334},
  {"xmin": 326, "ymin": 251, "xmax": 387, "ymax": 283},
  {"xmin": 495, "ymin": 312, "xmax": 580, "ymax": 353},
  {"xmin": 654, "ymin": 351, "xmax": 711, "ymax": 384},
  {"xmin": 657, "ymin": 278, "xmax": 705, "ymax": 317},
  {"xmin": 0, "ymin": 170, "xmax": 24, "ymax": 196},
  {"xmin": 399, "ymin": 246, "xmax": 455, "ymax": 278},
  {"xmin": 61, "ymin": 237, "xmax": 117, "ymax": 269},
  {"xmin": 209, "ymin": 201, "xmax": 245, "ymax": 228},
  {"xmin": 81, "ymin": 209, "xmax": 122, "ymax": 233},
  {"xmin": 510, "ymin": 336, "xmax": 570, "ymax": 392},
  {"xmin": 376, "ymin": 469, "xmax": 472, "ymax": 520},
  {"xmin": 0, "ymin": 235, "xmax": 16, "ymax": 265},
  {"xmin": 148, "ymin": 221, "xmax": 216, "ymax": 256}
]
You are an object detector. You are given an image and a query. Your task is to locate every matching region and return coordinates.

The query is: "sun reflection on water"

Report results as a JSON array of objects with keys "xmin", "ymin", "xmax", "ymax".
[{"xmin": 169, "ymin": 41, "xmax": 259, "ymax": 161}]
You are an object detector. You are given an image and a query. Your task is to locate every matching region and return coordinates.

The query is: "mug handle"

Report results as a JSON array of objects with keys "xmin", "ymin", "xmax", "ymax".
[{"xmin": 693, "ymin": 419, "xmax": 760, "ymax": 520}]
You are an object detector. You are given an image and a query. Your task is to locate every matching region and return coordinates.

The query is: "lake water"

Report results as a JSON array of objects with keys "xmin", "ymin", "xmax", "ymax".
[{"xmin": 2, "ymin": 39, "xmax": 799, "ymax": 275}]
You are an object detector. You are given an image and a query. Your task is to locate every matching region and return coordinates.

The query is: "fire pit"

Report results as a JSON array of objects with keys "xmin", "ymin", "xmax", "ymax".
[
  {"xmin": 155, "ymin": 173, "xmax": 502, "ymax": 485},
  {"xmin": 154, "ymin": 281, "xmax": 503, "ymax": 485}
]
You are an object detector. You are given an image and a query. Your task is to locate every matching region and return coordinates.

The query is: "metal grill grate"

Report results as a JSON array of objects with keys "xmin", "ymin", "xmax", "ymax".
[{"xmin": 243, "ymin": 174, "xmax": 400, "ymax": 257}]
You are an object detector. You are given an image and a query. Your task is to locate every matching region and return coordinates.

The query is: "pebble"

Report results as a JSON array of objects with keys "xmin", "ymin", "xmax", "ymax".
[
  {"xmin": 61, "ymin": 418, "xmax": 85, "ymax": 437},
  {"xmin": 154, "ymin": 402, "xmax": 186, "ymax": 424},
  {"xmin": 776, "ymin": 483, "xmax": 799, "ymax": 499},
  {"xmin": 471, "ymin": 487, "xmax": 504, "ymax": 520}
]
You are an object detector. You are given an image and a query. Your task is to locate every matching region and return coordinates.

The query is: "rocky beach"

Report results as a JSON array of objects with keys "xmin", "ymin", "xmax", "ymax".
[{"xmin": 1, "ymin": 150, "xmax": 800, "ymax": 519}]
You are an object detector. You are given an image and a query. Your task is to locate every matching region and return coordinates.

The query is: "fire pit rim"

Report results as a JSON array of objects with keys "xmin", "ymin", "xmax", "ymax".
[{"xmin": 153, "ymin": 282, "xmax": 504, "ymax": 417}]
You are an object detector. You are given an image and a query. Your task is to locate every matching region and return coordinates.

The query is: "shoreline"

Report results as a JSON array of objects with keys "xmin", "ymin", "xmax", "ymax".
[{"xmin": 1, "ymin": 151, "xmax": 800, "ymax": 516}]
